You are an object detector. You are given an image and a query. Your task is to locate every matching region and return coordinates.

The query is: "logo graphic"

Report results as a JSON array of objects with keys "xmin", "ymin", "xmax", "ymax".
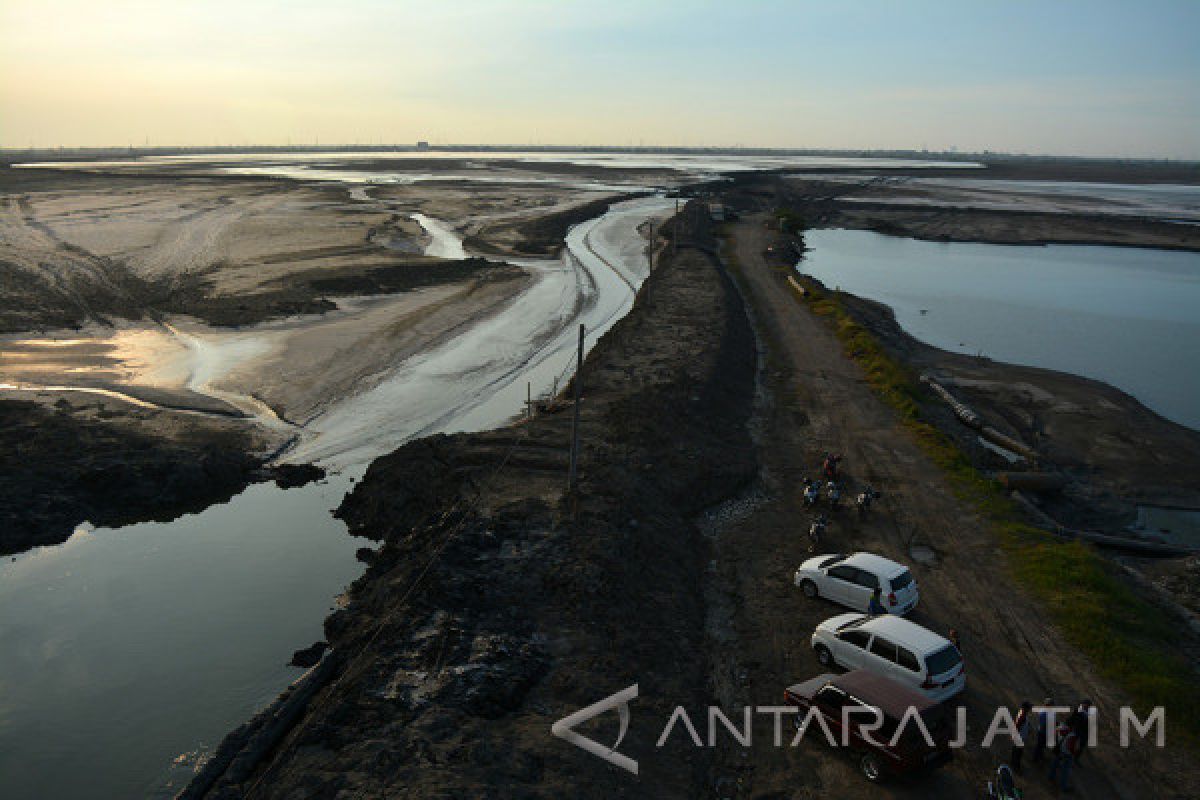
[{"xmin": 551, "ymin": 684, "xmax": 639, "ymax": 774}]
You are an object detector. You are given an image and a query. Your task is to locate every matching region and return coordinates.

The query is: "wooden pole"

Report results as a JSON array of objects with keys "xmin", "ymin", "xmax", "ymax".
[
  {"xmin": 567, "ymin": 324, "xmax": 584, "ymax": 495},
  {"xmin": 648, "ymin": 221, "xmax": 655, "ymax": 272},
  {"xmin": 526, "ymin": 381, "xmax": 532, "ymax": 420},
  {"xmin": 673, "ymin": 198, "xmax": 679, "ymax": 256}
]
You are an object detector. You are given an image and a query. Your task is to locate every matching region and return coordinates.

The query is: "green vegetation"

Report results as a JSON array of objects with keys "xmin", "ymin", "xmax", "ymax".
[{"xmin": 790, "ymin": 274, "xmax": 1199, "ymax": 744}]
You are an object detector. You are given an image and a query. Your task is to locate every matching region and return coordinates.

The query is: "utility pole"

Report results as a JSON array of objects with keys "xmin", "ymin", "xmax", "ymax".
[
  {"xmin": 648, "ymin": 221, "xmax": 655, "ymax": 272},
  {"xmin": 567, "ymin": 324, "xmax": 585, "ymax": 498},
  {"xmin": 673, "ymin": 198, "xmax": 679, "ymax": 256}
]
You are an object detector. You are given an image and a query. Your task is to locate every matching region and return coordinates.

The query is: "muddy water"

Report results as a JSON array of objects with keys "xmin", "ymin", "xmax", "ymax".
[
  {"xmin": 286, "ymin": 196, "xmax": 676, "ymax": 465},
  {"xmin": 0, "ymin": 197, "xmax": 673, "ymax": 799},
  {"xmin": 796, "ymin": 229, "xmax": 1200, "ymax": 430}
]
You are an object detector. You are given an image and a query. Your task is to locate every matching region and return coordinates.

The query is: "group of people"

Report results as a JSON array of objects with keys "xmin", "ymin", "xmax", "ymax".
[{"xmin": 1009, "ymin": 698, "xmax": 1094, "ymax": 793}]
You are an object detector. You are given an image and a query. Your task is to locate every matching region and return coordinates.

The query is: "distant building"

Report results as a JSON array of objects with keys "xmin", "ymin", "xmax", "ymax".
[{"xmin": 416, "ymin": 141, "xmax": 430, "ymax": 151}]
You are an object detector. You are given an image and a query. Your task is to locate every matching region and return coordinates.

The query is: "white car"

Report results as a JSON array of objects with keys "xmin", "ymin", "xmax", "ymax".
[
  {"xmin": 810, "ymin": 613, "xmax": 966, "ymax": 703},
  {"xmin": 794, "ymin": 552, "xmax": 919, "ymax": 616}
]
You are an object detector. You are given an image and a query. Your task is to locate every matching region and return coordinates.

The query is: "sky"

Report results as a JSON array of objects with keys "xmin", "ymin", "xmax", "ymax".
[{"xmin": 2, "ymin": 0, "xmax": 1198, "ymax": 157}]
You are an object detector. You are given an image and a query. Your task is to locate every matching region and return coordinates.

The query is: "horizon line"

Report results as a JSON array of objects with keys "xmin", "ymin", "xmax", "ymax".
[{"xmin": 3, "ymin": 143, "xmax": 1198, "ymax": 164}]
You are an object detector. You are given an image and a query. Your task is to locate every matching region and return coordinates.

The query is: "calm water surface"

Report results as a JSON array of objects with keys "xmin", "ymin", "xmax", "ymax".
[
  {"xmin": 0, "ymin": 477, "xmax": 365, "ymax": 799},
  {"xmin": 797, "ymin": 230, "xmax": 1200, "ymax": 430}
]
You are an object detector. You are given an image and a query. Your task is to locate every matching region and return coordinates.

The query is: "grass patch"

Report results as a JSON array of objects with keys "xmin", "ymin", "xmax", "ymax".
[{"xmin": 787, "ymin": 272, "xmax": 1199, "ymax": 745}]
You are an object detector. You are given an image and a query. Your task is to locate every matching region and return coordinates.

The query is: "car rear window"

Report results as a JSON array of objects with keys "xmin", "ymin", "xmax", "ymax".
[
  {"xmin": 925, "ymin": 645, "xmax": 962, "ymax": 676},
  {"xmin": 890, "ymin": 570, "xmax": 914, "ymax": 591}
]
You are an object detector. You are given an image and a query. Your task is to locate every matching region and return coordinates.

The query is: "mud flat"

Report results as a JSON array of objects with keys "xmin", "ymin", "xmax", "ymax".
[
  {"xmin": 0, "ymin": 166, "xmax": 526, "ymax": 334},
  {"xmin": 0, "ymin": 166, "xmax": 581, "ymax": 553},
  {"xmin": 181, "ymin": 201, "xmax": 759, "ymax": 799}
]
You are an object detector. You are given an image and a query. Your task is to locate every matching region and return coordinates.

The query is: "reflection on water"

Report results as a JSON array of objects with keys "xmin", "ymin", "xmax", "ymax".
[
  {"xmin": 0, "ymin": 476, "xmax": 367, "ymax": 799},
  {"xmin": 797, "ymin": 230, "xmax": 1200, "ymax": 430}
]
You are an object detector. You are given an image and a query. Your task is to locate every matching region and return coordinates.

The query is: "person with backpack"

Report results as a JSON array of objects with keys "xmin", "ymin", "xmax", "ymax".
[{"xmin": 1048, "ymin": 719, "xmax": 1081, "ymax": 792}]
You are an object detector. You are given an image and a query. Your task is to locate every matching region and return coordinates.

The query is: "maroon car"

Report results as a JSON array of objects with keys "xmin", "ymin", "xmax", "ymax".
[{"xmin": 783, "ymin": 669, "xmax": 953, "ymax": 782}]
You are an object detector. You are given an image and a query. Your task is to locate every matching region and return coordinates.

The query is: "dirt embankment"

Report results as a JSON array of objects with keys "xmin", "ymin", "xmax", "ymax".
[
  {"xmin": 745, "ymin": 177, "xmax": 1199, "ymax": 535},
  {"xmin": 0, "ymin": 396, "xmax": 272, "ymax": 556},
  {"xmin": 700, "ymin": 212, "xmax": 1196, "ymax": 799},
  {"xmin": 183, "ymin": 201, "xmax": 759, "ymax": 799}
]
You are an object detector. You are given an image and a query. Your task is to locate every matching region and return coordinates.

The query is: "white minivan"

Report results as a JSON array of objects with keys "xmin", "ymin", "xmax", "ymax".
[
  {"xmin": 811, "ymin": 613, "xmax": 965, "ymax": 703},
  {"xmin": 794, "ymin": 552, "xmax": 919, "ymax": 616}
]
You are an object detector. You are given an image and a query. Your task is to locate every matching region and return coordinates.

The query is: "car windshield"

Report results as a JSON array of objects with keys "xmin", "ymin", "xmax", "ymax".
[
  {"xmin": 925, "ymin": 645, "xmax": 962, "ymax": 676},
  {"xmin": 836, "ymin": 615, "xmax": 868, "ymax": 631},
  {"xmin": 819, "ymin": 554, "xmax": 848, "ymax": 569},
  {"xmin": 891, "ymin": 570, "xmax": 914, "ymax": 590}
]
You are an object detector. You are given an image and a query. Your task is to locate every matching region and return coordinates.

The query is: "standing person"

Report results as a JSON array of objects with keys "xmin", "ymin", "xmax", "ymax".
[
  {"xmin": 1032, "ymin": 698, "xmax": 1053, "ymax": 764},
  {"xmin": 1048, "ymin": 719, "xmax": 1080, "ymax": 792},
  {"xmin": 1011, "ymin": 701, "xmax": 1034, "ymax": 773},
  {"xmin": 867, "ymin": 588, "xmax": 887, "ymax": 616},
  {"xmin": 1068, "ymin": 700, "xmax": 1093, "ymax": 766},
  {"xmin": 822, "ymin": 452, "xmax": 842, "ymax": 481}
]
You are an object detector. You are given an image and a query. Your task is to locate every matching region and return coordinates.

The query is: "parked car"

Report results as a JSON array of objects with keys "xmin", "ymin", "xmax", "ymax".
[
  {"xmin": 784, "ymin": 669, "xmax": 953, "ymax": 782},
  {"xmin": 811, "ymin": 613, "xmax": 966, "ymax": 702},
  {"xmin": 794, "ymin": 552, "xmax": 919, "ymax": 615}
]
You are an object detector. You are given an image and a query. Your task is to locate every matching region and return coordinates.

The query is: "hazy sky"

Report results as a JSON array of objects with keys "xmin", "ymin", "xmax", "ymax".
[{"xmin": 3, "ymin": 0, "xmax": 1198, "ymax": 157}]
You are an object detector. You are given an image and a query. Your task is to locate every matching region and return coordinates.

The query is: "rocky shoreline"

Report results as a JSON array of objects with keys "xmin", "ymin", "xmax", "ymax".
[{"xmin": 181, "ymin": 200, "xmax": 760, "ymax": 798}]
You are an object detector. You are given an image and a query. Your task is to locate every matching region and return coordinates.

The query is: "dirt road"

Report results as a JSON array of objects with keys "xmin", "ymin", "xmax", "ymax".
[{"xmin": 706, "ymin": 214, "xmax": 1193, "ymax": 798}]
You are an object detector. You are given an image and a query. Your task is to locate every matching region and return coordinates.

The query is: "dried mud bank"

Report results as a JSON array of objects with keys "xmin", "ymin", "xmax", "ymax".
[{"xmin": 183, "ymin": 202, "xmax": 759, "ymax": 799}]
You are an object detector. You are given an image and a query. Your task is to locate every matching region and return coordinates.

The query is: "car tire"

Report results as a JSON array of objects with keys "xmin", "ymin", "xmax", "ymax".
[
  {"xmin": 860, "ymin": 752, "xmax": 883, "ymax": 782},
  {"xmin": 814, "ymin": 644, "xmax": 833, "ymax": 667},
  {"xmin": 800, "ymin": 579, "xmax": 818, "ymax": 599}
]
